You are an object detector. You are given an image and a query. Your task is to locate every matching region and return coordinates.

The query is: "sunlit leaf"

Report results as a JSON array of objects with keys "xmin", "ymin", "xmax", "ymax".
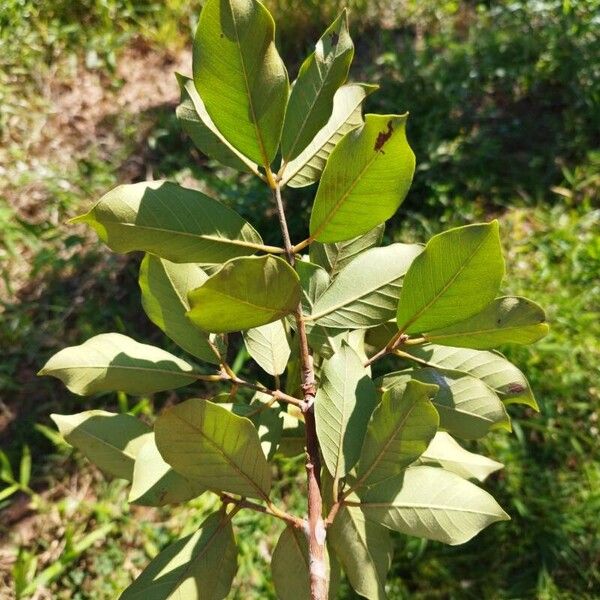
[
  {"xmin": 309, "ymin": 114, "xmax": 415, "ymax": 242},
  {"xmin": 193, "ymin": 0, "xmax": 288, "ymax": 165},
  {"xmin": 243, "ymin": 320, "xmax": 291, "ymax": 376},
  {"xmin": 72, "ymin": 181, "xmax": 264, "ymax": 263},
  {"xmin": 315, "ymin": 342, "xmax": 377, "ymax": 481},
  {"xmin": 281, "ymin": 10, "xmax": 353, "ymax": 161},
  {"xmin": 39, "ymin": 333, "xmax": 198, "ymax": 396},
  {"xmin": 424, "ymin": 296, "xmax": 549, "ymax": 349},
  {"xmin": 187, "ymin": 255, "xmax": 301, "ymax": 333},
  {"xmin": 358, "ymin": 466, "xmax": 510, "ymax": 545},
  {"xmin": 397, "ymin": 222, "xmax": 504, "ymax": 334}
]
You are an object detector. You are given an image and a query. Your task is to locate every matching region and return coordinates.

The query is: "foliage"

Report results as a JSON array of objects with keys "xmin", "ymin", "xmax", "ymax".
[{"xmin": 37, "ymin": 3, "xmax": 551, "ymax": 598}]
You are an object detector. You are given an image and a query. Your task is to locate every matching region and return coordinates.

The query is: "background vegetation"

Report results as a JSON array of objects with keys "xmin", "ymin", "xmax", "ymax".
[{"xmin": 1, "ymin": 1, "xmax": 598, "ymax": 598}]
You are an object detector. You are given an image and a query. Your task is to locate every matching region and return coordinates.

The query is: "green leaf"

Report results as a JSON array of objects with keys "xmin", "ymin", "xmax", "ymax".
[
  {"xmin": 119, "ymin": 510, "xmax": 237, "ymax": 599},
  {"xmin": 155, "ymin": 398, "xmax": 271, "ymax": 499},
  {"xmin": 315, "ymin": 342, "xmax": 377, "ymax": 481},
  {"xmin": 276, "ymin": 411, "xmax": 306, "ymax": 458},
  {"xmin": 129, "ymin": 433, "xmax": 206, "ymax": 506},
  {"xmin": 309, "ymin": 243, "xmax": 423, "ymax": 329},
  {"xmin": 309, "ymin": 224, "xmax": 384, "ymax": 277},
  {"xmin": 193, "ymin": 0, "xmax": 288, "ymax": 166},
  {"xmin": 328, "ymin": 504, "xmax": 392, "ymax": 600},
  {"xmin": 418, "ymin": 432, "xmax": 503, "ymax": 482},
  {"xmin": 379, "ymin": 368, "xmax": 511, "ymax": 439},
  {"xmin": 39, "ymin": 333, "xmax": 198, "ymax": 396},
  {"xmin": 423, "ymin": 296, "xmax": 549, "ymax": 349},
  {"xmin": 176, "ymin": 73, "xmax": 257, "ymax": 173},
  {"xmin": 51, "ymin": 411, "xmax": 150, "ymax": 481},
  {"xmin": 187, "ymin": 255, "xmax": 301, "ymax": 333},
  {"xmin": 72, "ymin": 181, "xmax": 264, "ymax": 264},
  {"xmin": 402, "ymin": 343, "xmax": 538, "ymax": 409},
  {"xmin": 245, "ymin": 392, "xmax": 285, "ymax": 460},
  {"xmin": 397, "ymin": 222, "xmax": 505, "ymax": 334},
  {"xmin": 354, "ymin": 380, "xmax": 439, "ymax": 489},
  {"xmin": 271, "ymin": 526, "xmax": 311, "ymax": 600},
  {"xmin": 139, "ymin": 255, "xmax": 222, "ymax": 364},
  {"xmin": 358, "ymin": 465, "xmax": 510, "ymax": 545},
  {"xmin": 243, "ymin": 320, "xmax": 291, "ymax": 376},
  {"xmin": 282, "ymin": 83, "xmax": 378, "ymax": 188},
  {"xmin": 309, "ymin": 114, "xmax": 415, "ymax": 243},
  {"xmin": 281, "ymin": 10, "xmax": 353, "ymax": 161}
]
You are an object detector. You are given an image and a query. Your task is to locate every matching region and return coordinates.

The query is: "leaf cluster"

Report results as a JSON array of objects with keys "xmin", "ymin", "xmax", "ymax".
[{"xmin": 39, "ymin": 2, "xmax": 549, "ymax": 598}]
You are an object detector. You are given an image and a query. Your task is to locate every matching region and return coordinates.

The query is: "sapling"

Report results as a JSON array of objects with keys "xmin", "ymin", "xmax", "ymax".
[{"xmin": 40, "ymin": 2, "xmax": 549, "ymax": 599}]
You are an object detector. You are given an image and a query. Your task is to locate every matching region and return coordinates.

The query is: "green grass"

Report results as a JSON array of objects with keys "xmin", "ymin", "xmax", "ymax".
[{"xmin": 1, "ymin": 0, "xmax": 599, "ymax": 598}]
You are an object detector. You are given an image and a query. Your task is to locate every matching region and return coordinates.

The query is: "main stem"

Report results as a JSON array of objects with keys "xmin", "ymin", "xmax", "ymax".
[{"xmin": 271, "ymin": 180, "xmax": 327, "ymax": 600}]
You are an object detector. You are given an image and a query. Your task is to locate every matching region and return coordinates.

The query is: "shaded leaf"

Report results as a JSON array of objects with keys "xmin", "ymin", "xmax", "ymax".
[
  {"xmin": 328, "ymin": 504, "xmax": 392, "ymax": 600},
  {"xmin": 51, "ymin": 411, "xmax": 150, "ymax": 481},
  {"xmin": 243, "ymin": 320, "xmax": 291, "ymax": 376},
  {"xmin": 155, "ymin": 398, "xmax": 271, "ymax": 499},
  {"xmin": 187, "ymin": 255, "xmax": 301, "ymax": 333},
  {"xmin": 129, "ymin": 433, "xmax": 206, "ymax": 506},
  {"xmin": 424, "ymin": 296, "xmax": 549, "ymax": 349},
  {"xmin": 358, "ymin": 466, "xmax": 509, "ymax": 545},
  {"xmin": 379, "ymin": 368, "xmax": 511, "ymax": 440},
  {"xmin": 309, "ymin": 224, "xmax": 384, "ymax": 277},
  {"xmin": 139, "ymin": 255, "xmax": 222, "ymax": 364},
  {"xmin": 282, "ymin": 83, "xmax": 378, "ymax": 188},
  {"xmin": 397, "ymin": 222, "xmax": 504, "ymax": 334},
  {"xmin": 315, "ymin": 342, "xmax": 377, "ymax": 481},
  {"xmin": 309, "ymin": 114, "xmax": 415, "ymax": 243},
  {"xmin": 176, "ymin": 73, "xmax": 257, "ymax": 172},
  {"xmin": 281, "ymin": 10, "xmax": 353, "ymax": 161},
  {"xmin": 193, "ymin": 0, "xmax": 288, "ymax": 165},
  {"xmin": 119, "ymin": 511, "xmax": 237, "ymax": 599},
  {"xmin": 309, "ymin": 243, "xmax": 423, "ymax": 328},
  {"xmin": 39, "ymin": 333, "xmax": 198, "ymax": 396},
  {"xmin": 417, "ymin": 432, "xmax": 503, "ymax": 482},
  {"xmin": 402, "ymin": 343, "xmax": 538, "ymax": 409},
  {"xmin": 271, "ymin": 526, "xmax": 311, "ymax": 600},
  {"xmin": 354, "ymin": 380, "xmax": 439, "ymax": 489}
]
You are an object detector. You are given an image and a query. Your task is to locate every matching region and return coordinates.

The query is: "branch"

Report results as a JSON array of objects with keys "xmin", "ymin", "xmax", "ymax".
[
  {"xmin": 363, "ymin": 331, "xmax": 427, "ymax": 368},
  {"xmin": 269, "ymin": 173, "xmax": 327, "ymax": 600},
  {"xmin": 220, "ymin": 493, "xmax": 303, "ymax": 529}
]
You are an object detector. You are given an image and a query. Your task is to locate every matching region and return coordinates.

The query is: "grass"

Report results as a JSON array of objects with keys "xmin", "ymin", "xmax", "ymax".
[{"xmin": 1, "ymin": 1, "xmax": 599, "ymax": 598}]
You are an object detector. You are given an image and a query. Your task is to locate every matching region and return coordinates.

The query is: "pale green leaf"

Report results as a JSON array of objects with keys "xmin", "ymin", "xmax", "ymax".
[
  {"xmin": 72, "ymin": 181, "xmax": 264, "ymax": 263},
  {"xmin": 309, "ymin": 113, "xmax": 415, "ymax": 243},
  {"xmin": 187, "ymin": 255, "xmax": 300, "ymax": 333},
  {"xmin": 51, "ymin": 411, "xmax": 150, "ymax": 481},
  {"xmin": 315, "ymin": 342, "xmax": 377, "ymax": 481},
  {"xmin": 379, "ymin": 368, "xmax": 511, "ymax": 440},
  {"xmin": 271, "ymin": 527, "xmax": 311, "ymax": 600},
  {"xmin": 424, "ymin": 296, "xmax": 549, "ymax": 349},
  {"xmin": 358, "ymin": 465, "xmax": 510, "ymax": 545},
  {"xmin": 129, "ymin": 433, "xmax": 206, "ymax": 506},
  {"xmin": 282, "ymin": 83, "xmax": 378, "ymax": 188},
  {"xmin": 193, "ymin": 0, "xmax": 288, "ymax": 166},
  {"xmin": 417, "ymin": 432, "xmax": 503, "ymax": 482},
  {"xmin": 176, "ymin": 73, "xmax": 257, "ymax": 173},
  {"xmin": 243, "ymin": 320, "xmax": 291, "ymax": 376},
  {"xmin": 403, "ymin": 343, "xmax": 538, "ymax": 409},
  {"xmin": 119, "ymin": 511, "xmax": 237, "ymax": 599},
  {"xmin": 155, "ymin": 398, "xmax": 271, "ymax": 499},
  {"xmin": 354, "ymin": 380, "xmax": 439, "ymax": 489},
  {"xmin": 397, "ymin": 222, "xmax": 505, "ymax": 334},
  {"xmin": 328, "ymin": 504, "xmax": 392, "ymax": 600},
  {"xmin": 309, "ymin": 224, "xmax": 385, "ymax": 277},
  {"xmin": 281, "ymin": 10, "xmax": 353, "ymax": 161},
  {"xmin": 139, "ymin": 254, "xmax": 222, "ymax": 364},
  {"xmin": 39, "ymin": 333, "xmax": 198, "ymax": 396},
  {"xmin": 309, "ymin": 243, "xmax": 423, "ymax": 329}
]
